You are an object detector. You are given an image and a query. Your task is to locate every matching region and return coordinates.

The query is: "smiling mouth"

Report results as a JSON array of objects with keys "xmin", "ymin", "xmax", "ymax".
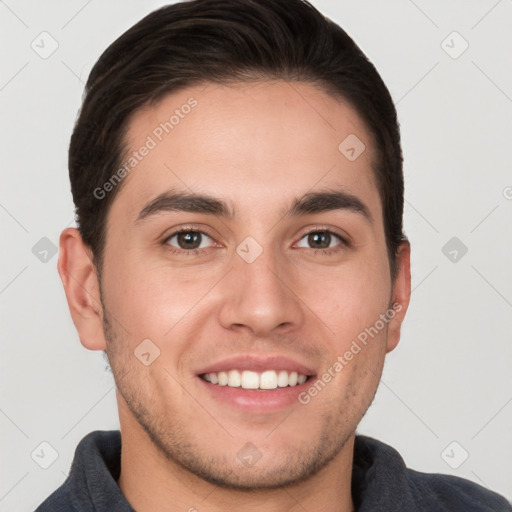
[{"xmin": 199, "ymin": 369, "xmax": 311, "ymax": 390}]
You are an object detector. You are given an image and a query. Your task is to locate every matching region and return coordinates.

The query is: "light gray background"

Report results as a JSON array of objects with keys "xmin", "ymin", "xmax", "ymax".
[{"xmin": 1, "ymin": 0, "xmax": 511, "ymax": 510}]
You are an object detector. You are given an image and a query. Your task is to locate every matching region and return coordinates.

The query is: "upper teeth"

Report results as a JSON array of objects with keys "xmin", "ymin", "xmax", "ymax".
[{"xmin": 202, "ymin": 370, "xmax": 308, "ymax": 389}]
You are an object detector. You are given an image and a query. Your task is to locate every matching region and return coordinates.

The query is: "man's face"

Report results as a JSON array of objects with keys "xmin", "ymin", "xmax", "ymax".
[{"xmin": 98, "ymin": 81, "xmax": 408, "ymax": 488}]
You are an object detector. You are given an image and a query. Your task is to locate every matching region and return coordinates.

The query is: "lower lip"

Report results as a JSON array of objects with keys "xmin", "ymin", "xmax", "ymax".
[{"xmin": 197, "ymin": 376, "xmax": 313, "ymax": 412}]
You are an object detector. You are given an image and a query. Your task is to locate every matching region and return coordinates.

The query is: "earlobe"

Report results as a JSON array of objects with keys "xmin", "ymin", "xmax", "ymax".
[
  {"xmin": 386, "ymin": 240, "xmax": 411, "ymax": 353},
  {"xmin": 57, "ymin": 228, "xmax": 107, "ymax": 351}
]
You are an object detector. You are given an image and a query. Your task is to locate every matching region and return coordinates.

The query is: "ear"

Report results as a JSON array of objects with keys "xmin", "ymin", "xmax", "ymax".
[
  {"xmin": 57, "ymin": 228, "xmax": 107, "ymax": 351},
  {"xmin": 385, "ymin": 240, "xmax": 411, "ymax": 353}
]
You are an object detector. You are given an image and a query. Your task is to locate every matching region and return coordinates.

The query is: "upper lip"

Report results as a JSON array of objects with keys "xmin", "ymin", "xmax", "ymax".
[{"xmin": 196, "ymin": 355, "xmax": 316, "ymax": 376}]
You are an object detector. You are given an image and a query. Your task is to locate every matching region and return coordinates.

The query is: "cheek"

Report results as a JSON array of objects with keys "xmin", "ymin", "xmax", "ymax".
[
  {"xmin": 298, "ymin": 255, "xmax": 391, "ymax": 345},
  {"xmin": 316, "ymin": 256, "xmax": 391, "ymax": 402},
  {"xmin": 103, "ymin": 256, "xmax": 219, "ymax": 344}
]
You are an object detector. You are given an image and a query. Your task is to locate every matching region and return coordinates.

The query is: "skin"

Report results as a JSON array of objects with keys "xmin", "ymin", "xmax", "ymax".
[{"xmin": 58, "ymin": 80, "xmax": 411, "ymax": 512}]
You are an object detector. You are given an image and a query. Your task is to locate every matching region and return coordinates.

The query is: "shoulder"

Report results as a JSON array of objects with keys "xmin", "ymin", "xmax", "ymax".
[
  {"xmin": 34, "ymin": 430, "xmax": 128, "ymax": 512},
  {"xmin": 406, "ymin": 467, "xmax": 512, "ymax": 511},
  {"xmin": 354, "ymin": 435, "xmax": 512, "ymax": 512},
  {"xmin": 34, "ymin": 477, "xmax": 76, "ymax": 512}
]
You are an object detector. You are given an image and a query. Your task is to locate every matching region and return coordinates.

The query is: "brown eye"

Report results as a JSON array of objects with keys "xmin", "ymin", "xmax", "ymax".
[
  {"xmin": 307, "ymin": 232, "xmax": 332, "ymax": 249},
  {"xmin": 165, "ymin": 231, "xmax": 213, "ymax": 251},
  {"xmin": 297, "ymin": 230, "xmax": 343, "ymax": 250}
]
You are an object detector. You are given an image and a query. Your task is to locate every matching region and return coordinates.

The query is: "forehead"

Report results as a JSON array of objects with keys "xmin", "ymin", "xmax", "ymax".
[{"xmin": 112, "ymin": 80, "xmax": 381, "ymax": 224}]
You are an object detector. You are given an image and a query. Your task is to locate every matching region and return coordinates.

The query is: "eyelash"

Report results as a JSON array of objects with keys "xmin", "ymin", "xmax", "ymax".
[{"xmin": 162, "ymin": 226, "xmax": 349, "ymax": 257}]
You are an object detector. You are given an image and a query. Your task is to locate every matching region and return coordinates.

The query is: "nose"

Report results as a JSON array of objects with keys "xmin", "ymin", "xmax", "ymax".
[{"xmin": 217, "ymin": 245, "xmax": 305, "ymax": 337}]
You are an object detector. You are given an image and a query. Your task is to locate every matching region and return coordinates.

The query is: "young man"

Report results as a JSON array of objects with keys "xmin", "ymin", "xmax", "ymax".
[{"xmin": 37, "ymin": 0, "xmax": 511, "ymax": 510}]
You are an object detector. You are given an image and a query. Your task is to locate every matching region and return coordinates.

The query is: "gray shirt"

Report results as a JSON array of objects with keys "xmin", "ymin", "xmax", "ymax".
[{"xmin": 35, "ymin": 430, "xmax": 511, "ymax": 511}]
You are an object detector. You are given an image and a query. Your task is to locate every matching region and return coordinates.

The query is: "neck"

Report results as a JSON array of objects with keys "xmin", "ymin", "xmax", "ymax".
[{"xmin": 117, "ymin": 411, "xmax": 355, "ymax": 512}]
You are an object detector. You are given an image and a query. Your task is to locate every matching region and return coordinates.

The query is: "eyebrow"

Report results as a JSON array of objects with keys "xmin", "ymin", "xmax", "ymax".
[
  {"xmin": 287, "ymin": 190, "xmax": 372, "ymax": 222},
  {"xmin": 136, "ymin": 189, "xmax": 372, "ymax": 224},
  {"xmin": 137, "ymin": 190, "xmax": 234, "ymax": 221}
]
